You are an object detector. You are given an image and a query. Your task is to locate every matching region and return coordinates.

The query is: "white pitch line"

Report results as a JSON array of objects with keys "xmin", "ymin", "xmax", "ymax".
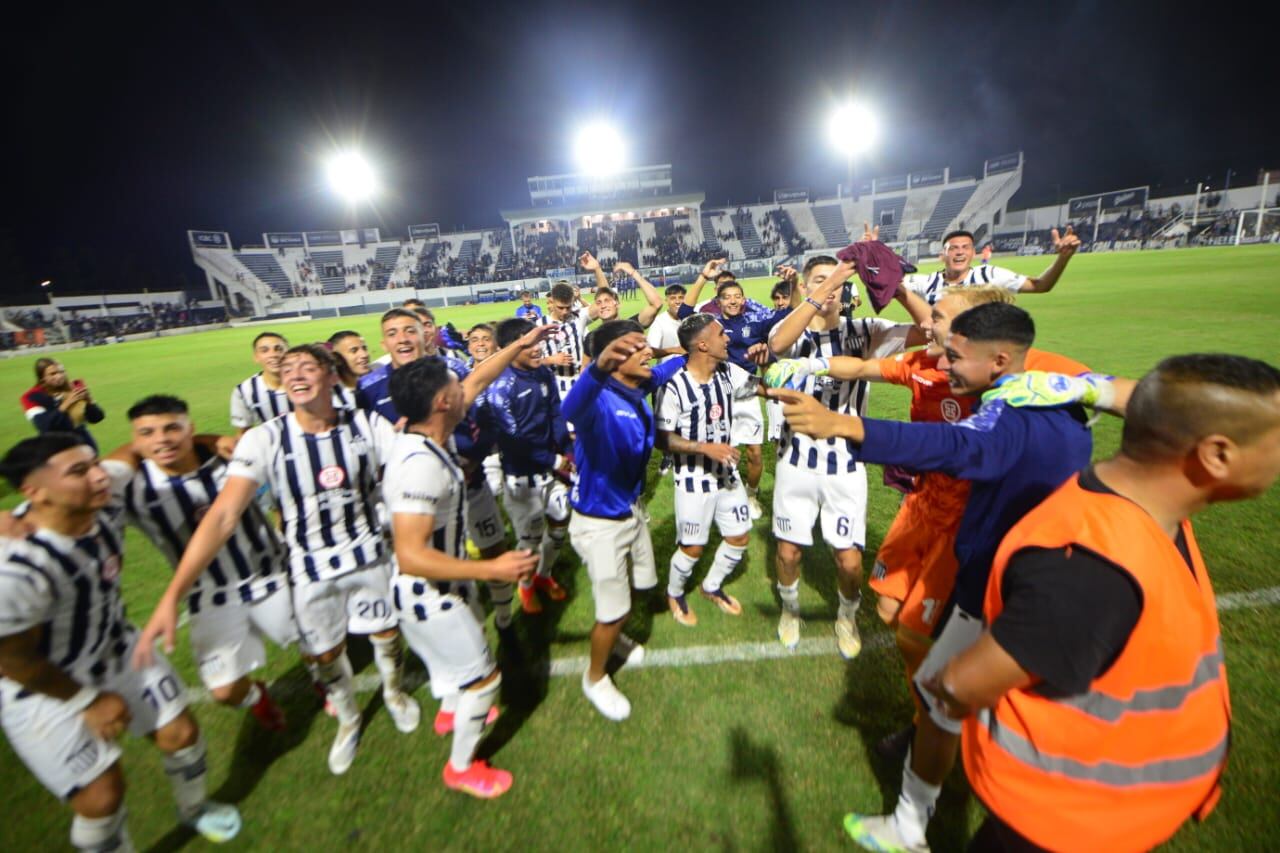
[{"xmin": 179, "ymin": 585, "xmax": 1280, "ymax": 705}]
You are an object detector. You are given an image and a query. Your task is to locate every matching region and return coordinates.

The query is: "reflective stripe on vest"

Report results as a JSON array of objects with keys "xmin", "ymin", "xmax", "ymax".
[
  {"xmin": 1055, "ymin": 641, "xmax": 1223, "ymax": 723},
  {"xmin": 977, "ymin": 707, "xmax": 1229, "ymax": 787}
]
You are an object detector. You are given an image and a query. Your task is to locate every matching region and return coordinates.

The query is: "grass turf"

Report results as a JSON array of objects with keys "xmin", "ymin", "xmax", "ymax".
[{"xmin": 1, "ymin": 245, "xmax": 1278, "ymax": 850}]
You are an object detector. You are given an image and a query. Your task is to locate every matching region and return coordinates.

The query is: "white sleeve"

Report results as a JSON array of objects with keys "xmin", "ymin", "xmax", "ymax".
[
  {"xmin": 229, "ymin": 385, "xmax": 252, "ymax": 428},
  {"xmin": 655, "ymin": 383, "xmax": 682, "ymax": 432},
  {"xmin": 0, "ymin": 545, "xmax": 55, "ymax": 636},
  {"xmin": 367, "ymin": 412, "xmax": 400, "ymax": 467},
  {"xmin": 383, "ymin": 452, "xmax": 447, "ymax": 517},
  {"xmin": 867, "ymin": 319, "xmax": 913, "ymax": 359},
  {"xmin": 987, "ymin": 265, "xmax": 1026, "ymax": 292},
  {"xmin": 727, "ymin": 363, "xmax": 760, "ymax": 400},
  {"xmin": 903, "ymin": 274, "xmax": 932, "ymax": 298},
  {"xmin": 99, "ymin": 460, "xmax": 136, "ymax": 500},
  {"xmin": 225, "ymin": 425, "xmax": 271, "ymax": 486}
]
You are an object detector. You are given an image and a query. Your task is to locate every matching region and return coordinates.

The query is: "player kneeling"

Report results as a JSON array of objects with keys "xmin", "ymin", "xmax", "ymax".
[
  {"xmin": 385, "ymin": 359, "xmax": 537, "ymax": 799},
  {"xmin": 0, "ymin": 435, "xmax": 240, "ymax": 850}
]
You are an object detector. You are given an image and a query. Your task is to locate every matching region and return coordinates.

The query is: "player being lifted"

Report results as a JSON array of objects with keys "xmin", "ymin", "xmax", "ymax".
[
  {"xmin": 137, "ymin": 344, "xmax": 419, "ymax": 776},
  {"xmin": 383, "ymin": 358, "xmax": 538, "ymax": 798},
  {"xmin": 477, "ymin": 318, "xmax": 575, "ymax": 614},
  {"xmin": 108, "ymin": 395, "xmax": 294, "ymax": 731},
  {"xmin": 655, "ymin": 313, "xmax": 755, "ymax": 625},
  {"xmin": 904, "ymin": 225, "xmax": 1081, "ymax": 305},
  {"xmin": 0, "ymin": 434, "xmax": 241, "ymax": 850},
  {"xmin": 766, "ymin": 256, "xmax": 927, "ymax": 657}
]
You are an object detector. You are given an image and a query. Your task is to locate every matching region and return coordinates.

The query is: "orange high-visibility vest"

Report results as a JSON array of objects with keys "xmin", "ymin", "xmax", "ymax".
[{"xmin": 963, "ymin": 474, "xmax": 1231, "ymax": 852}]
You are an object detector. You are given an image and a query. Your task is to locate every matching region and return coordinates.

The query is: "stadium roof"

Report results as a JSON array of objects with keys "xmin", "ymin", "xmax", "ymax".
[{"xmin": 499, "ymin": 191, "xmax": 707, "ymax": 225}]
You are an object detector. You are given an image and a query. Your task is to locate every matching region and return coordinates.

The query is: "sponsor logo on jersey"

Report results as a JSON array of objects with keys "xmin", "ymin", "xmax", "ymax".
[
  {"xmin": 317, "ymin": 465, "xmax": 347, "ymax": 489},
  {"xmin": 101, "ymin": 554, "xmax": 122, "ymax": 583},
  {"xmin": 940, "ymin": 398, "xmax": 962, "ymax": 423}
]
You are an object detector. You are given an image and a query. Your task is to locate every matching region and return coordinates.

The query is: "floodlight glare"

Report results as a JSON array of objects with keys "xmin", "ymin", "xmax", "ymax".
[
  {"xmin": 828, "ymin": 103, "xmax": 877, "ymax": 158},
  {"xmin": 326, "ymin": 151, "xmax": 379, "ymax": 203},
  {"xmin": 574, "ymin": 122, "xmax": 626, "ymax": 175}
]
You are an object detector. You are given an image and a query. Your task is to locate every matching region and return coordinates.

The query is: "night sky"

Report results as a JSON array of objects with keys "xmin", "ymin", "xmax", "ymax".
[{"xmin": 5, "ymin": 0, "xmax": 1276, "ymax": 301}]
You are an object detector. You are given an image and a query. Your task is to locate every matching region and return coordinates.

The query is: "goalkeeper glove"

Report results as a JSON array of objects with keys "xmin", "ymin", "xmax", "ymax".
[
  {"xmin": 981, "ymin": 371, "xmax": 1117, "ymax": 410},
  {"xmin": 764, "ymin": 357, "xmax": 831, "ymax": 390}
]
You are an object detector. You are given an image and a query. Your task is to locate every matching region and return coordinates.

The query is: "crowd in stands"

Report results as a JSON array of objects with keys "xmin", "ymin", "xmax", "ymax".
[{"xmin": 0, "ymin": 300, "xmax": 229, "ymax": 351}]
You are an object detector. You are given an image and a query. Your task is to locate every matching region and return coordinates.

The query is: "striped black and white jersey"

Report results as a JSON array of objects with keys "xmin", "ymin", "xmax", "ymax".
[
  {"xmin": 904, "ymin": 265, "xmax": 1024, "ymax": 305},
  {"xmin": 112, "ymin": 451, "xmax": 287, "ymax": 615},
  {"xmin": 382, "ymin": 431, "xmax": 473, "ymax": 618},
  {"xmin": 230, "ymin": 372, "xmax": 355, "ymax": 429},
  {"xmin": 657, "ymin": 362, "xmax": 757, "ymax": 492},
  {"xmin": 770, "ymin": 316, "xmax": 911, "ymax": 473},
  {"xmin": 536, "ymin": 311, "xmax": 591, "ymax": 381},
  {"xmin": 0, "ymin": 507, "xmax": 134, "ymax": 686},
  {"xmin": 227, "ymin": 407, "xmax": 397, "ymax": 583}
]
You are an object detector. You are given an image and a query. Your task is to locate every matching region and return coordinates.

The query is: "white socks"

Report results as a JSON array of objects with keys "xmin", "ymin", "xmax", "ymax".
[
  {"xmin": 315, "ymin": 653, "xmax": 361, "ymax": 725},
  {"xmin": 837, "ymin": 588, "xmax": 862, "ymax": 622},
  {"xmin": 71, "ymin": 808, "xmax": 132, "ymax": 852},
  {"xmin": 161, "ymin": 734, "xmax": 208, "ymax": 822},
  {"xmin": 777, "ymin": 579, "xmax": 801, "ymax": 614},
  {"xmin": 370, "ymin": 633, "xmax": 405, "ymax": 698},
  {"xmin": 487, "ymin": 581, "xmax": 514, "ymax": 629},
  {"xmin": 667, "ymin": 549, "xmax": 699, "ymax": 598},
  {"xmin": 702, "ymin": 542, "xmax": 746, "ymax": 593},
  {"xmin": 893, "ymin": 749, "xmax": 940, "ymax": 847},
  {"xmin": 449, "ymin": 675, "xmax": 500, "ymax": 771},
  {"xmin": 537, "ymin": 525, "xmax": 566, "ymax": 578}
]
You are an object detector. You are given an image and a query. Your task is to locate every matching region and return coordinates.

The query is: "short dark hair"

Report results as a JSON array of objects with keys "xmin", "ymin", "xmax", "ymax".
[
  {"xmin": 942, "ymin": 229, "xmax": 975, "ymax": 247},
  {"xmin": 715, "ymin": 279, "xmax": 744, "ymax": 299},
  {"xmin": 252, "ymin": 331, "xmax": 286, "ymax": 349},
  {"xmin": 771, "ymin": 281, "xmax": 792, "ymax": 300},
  {"xmin": 389, "ymin": 357, "xmax": 453, "ymax": 425},
  {"xmin": 34, "ymin": 357, "xmax": 58, "ymax": 383},
  {"xmin": 327, "ymin": 330, "xmax": 361, "ymax": 348},
  {"xmin": 282, "ymin": 343, "xmax": 337, "ymax": 373},
  {"xmin": 413, "ymin": 307, "xmax": 436, "ymax": 324},
  {"xmin": 127, "ymin": 394, "xmax": 188, "ymax": 420},
  {"xmin": 402, "ymin": 298, "xmax": 427, "ymax": 310},
  {"xmin": 714, "ymin": 271, "xmax": 737, "ymax": 283},
  {"xmin": 678, "ymin": 313, "xmax": 718, "ymax": 352},
  {"xmin": 802, "ymin": 254, "xmax": 838, "ymax": 278},
  {"xmin": 664, "ymin": 284, "xmax": 686, "ymax": 297},
  {"xmin": 595, "ymin": 287, "xmax": 619, "ymax": 301},
  {"xmin": 549, "ymin": 283, "xmax": 575, "ymax": 303},
  {"xmin": 590, "ymin": 319, "xmax": 645, "ymax": 361},
  {"xmin": 1122, "ymin": 354, "xmax": 1280, "ymax": 462},
  {"xmin": 381, "ymin": 308, "xmax": 420, "ymax": 326},
  {"xmin": 949, "ymin": 302, "xmax": 1035, "ymax": 349},
  {"xmin": 0, "ymin": 433, "xmax": 87, "ymax": 489},
  {"xmin": 495, "ymin": 318, "xmax": 534, "ymax": 349},
  {"xmin": 467, "ymin": 323, "xmax": 493, "ymax": 337}
]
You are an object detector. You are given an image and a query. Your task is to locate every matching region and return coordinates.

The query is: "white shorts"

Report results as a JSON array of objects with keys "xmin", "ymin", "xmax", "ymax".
[
  {"xmin": 569, "ymin": 507, "xmax": 657, "ymax": 623},
  {"xmin": 913, "ymin": 605, "xmax": 983, "ymax": 734},
  {"xmin": 771, "ymin": 460, "xmax": 867, "ymax": 549},
  {"xmin": 730, "ymin": 395, "xmax": 764, "ymax": 446},
  {"xmin": 674, "ymin": 482, "xmax": 751, "ymax": 546},
  {"xmin": 187, "ymin": 589, "xmax": 298, "ymax": 689},
  {"xmin": 765, "ymin": 398, "xmax": 783, "ymax": 442},
  {"xmin": 292, "ymin": 558, "xmax": 397, "ymax": 656},
  {"xmin": 1, "ymin": 640, "xmax": 187, "ymax": 801},
  {"xmin": 504, "ymin": 473, "xmax": 571, "ymax": 546},
  {"xmin": 393, "ymin": 577, "xmax": 495, "ymax": 699},
  {"xmin": 466, "ymin": 480, "xmax": 507, "ymax": 551}
]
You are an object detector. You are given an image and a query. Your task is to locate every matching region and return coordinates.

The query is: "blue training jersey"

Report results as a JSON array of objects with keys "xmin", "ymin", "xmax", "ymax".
[{"xmin": 476, "ymin": 365, "xmax": 571, "ymax": 477}]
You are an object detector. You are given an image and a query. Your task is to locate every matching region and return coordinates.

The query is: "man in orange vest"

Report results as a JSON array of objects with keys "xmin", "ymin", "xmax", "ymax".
[{"xmin": 928, "ymin": 353, "xmax": 1280, "ymax": 851}]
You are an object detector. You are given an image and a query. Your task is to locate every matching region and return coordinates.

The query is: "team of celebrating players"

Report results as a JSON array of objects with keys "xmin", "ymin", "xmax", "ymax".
[{"xmin": 4, "ymin": 228, "xmax": 1279, "ymax": 852}]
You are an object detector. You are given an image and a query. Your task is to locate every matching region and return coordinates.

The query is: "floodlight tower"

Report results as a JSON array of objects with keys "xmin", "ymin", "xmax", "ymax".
[
  {"xmin": 573, "ymin": 121, "xmax": 626, "ymax": 176},
  {"xmin": 828, "ymin": 102, "xmax": 877, "ymax": 199},
  {"xmin": 326, "ymin": 150, "xmax": 380, "ymax": 205}
]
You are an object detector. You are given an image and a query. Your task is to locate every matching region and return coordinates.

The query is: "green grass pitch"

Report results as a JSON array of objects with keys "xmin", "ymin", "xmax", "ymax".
[{"xmin": 1, "ymin": 245, "xmax": 1278, "ymax": 850}]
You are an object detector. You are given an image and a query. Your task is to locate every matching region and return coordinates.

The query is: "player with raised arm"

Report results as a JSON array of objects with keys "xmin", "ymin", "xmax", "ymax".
[
  {"xmin": 383, "ymin": 357, "xmax": 538, "ymax": 799},
  {"xmin": 107, "ymin": 395, "xmax": 293, "ymax": 730},
  {"xmin": 563, "ymin": 321, "xmax": 686, "ymax": 720},
  {"xmin": 477, "ymin": 318, "xmax": 575, "ymax": 614},
  {"xmin": 0, "ymin": 434, "xmax": 241, "ymax": 850},
  {"xmin": 655, "ymin": 314, "xmax": 755, "ymax": 626},
  {"xmin": 904, "ymin": 226, "xmax": 1080, "ymax": 305},
  {"xmin": 645, "ymin": 280, "xmax": 689, "ymax": 362},
  {"xmin": 598, "ymin": 258, "xmax": 666, "ymax": 328},
  {"xmin": 766, "ymin": 256, "xmax": 926, "ymax": 658},
  {"xmin": 135, "ymin": 344, "xmax": 419, "ymax": 776},
  {"xmin": 537, "ymin": 281, "xmax": 594, "ymax": 400}
]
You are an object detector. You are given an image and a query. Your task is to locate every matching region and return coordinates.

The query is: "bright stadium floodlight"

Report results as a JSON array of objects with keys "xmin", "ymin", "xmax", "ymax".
[
  {"xmin": 326, "ymin": 150, "xmax": 379, "ymax": 203},
  {"xmin": 574, "ymin": 122, "xmax": 626, "ymax": 176},
  {"xmin": 828, "ymin": 102, "xmax": 877, "ymax": 158}
]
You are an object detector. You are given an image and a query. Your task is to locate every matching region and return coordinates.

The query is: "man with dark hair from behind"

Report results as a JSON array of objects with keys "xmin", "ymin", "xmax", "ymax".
[
  {"xmin": 383, "ymin": 357, "xmax": 537, "ymax": 798},
  {"xmin": 771, "ymin": 302, "xmax": 1109, "ymax": 852},
  {"xmin": 936, "ymin": 354, "xmax": 1280, "ymax": 851},
  {"xmin": 562, "ymin": 319, "xmax": 687, "ymax": 720},
  {"xmin": 0, "ymin": 433, "xmax": 242, "ymax": 849}
]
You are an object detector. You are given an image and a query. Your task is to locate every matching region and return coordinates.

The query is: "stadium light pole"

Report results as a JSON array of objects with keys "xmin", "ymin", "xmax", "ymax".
[{"xmin": 828, "ymin": 102, "xmax": 877, "ymax": 200}]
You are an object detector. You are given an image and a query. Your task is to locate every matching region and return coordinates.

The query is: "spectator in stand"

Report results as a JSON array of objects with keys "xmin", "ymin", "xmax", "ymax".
[{"xmin": 20, "ymin": 358, "xmax": 105, "ymax": 451}]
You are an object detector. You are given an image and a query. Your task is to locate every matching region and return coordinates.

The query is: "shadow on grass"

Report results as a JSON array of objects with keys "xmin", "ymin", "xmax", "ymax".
[{"xmin": 728, "ymin": 726, "xmax": 798, "ymax": 851}]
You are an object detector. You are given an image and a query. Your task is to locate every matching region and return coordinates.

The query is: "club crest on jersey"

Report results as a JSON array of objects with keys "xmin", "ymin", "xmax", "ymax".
[
  {"xmin": 709, "ymin": 403, "xmax": 724, "ymax": 421},
  {"xmin": 317, "ymin": 465, "xmax": 347, "ymax": 489},
  {"xmin": 941, "ymin": 398, "xmax": 962, "ymax": 423},
  {"xmin": 101, "ymin": 553, "xmax": 122, "ymax": 582}
]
